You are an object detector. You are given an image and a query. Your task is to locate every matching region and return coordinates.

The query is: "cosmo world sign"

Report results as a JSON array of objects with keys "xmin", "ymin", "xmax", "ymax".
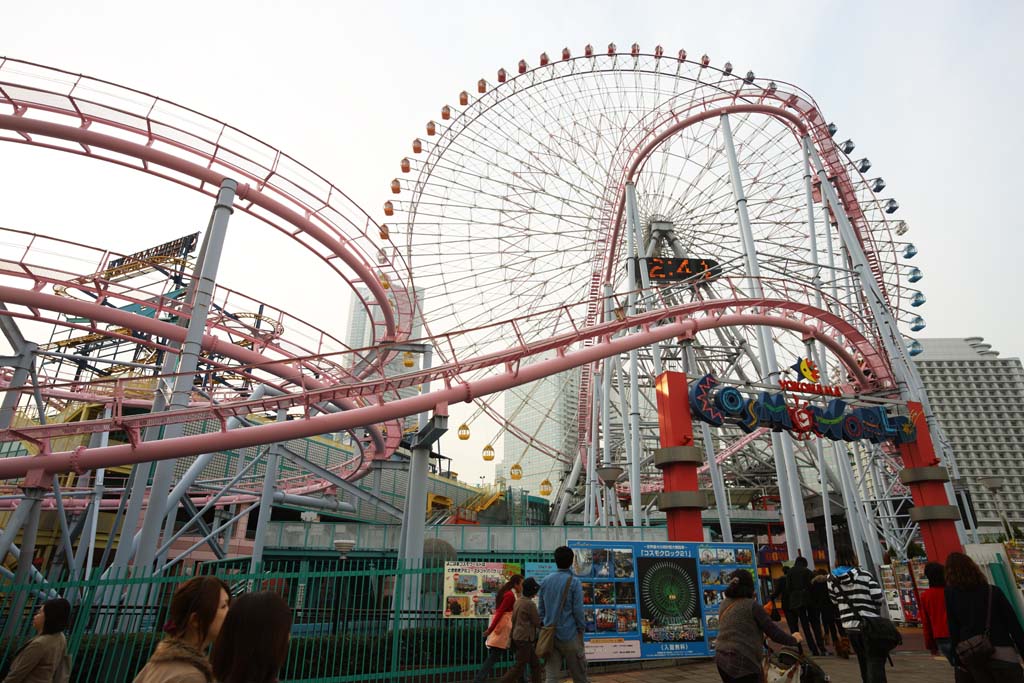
[{"xmin": 688, "ymin": 374, "xmax": 917, "ymax": 445}]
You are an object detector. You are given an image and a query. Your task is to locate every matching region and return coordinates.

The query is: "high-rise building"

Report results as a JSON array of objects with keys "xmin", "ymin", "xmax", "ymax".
[
  {"xmin": 913, "ymin": 337, "xmax": 1024, "ymax": 531},
  {"xmin": 345, "ymin": 288, "xmax": 425, "ymax": 426},
  {"xmin": 500, "ymin": 353, "xmax": 580, "ymax": 498}
]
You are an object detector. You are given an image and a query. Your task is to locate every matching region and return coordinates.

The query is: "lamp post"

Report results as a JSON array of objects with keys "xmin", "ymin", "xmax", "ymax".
[{"xmin": 980, "ymin": 477, "xmax": 1014, "ymax": 540}]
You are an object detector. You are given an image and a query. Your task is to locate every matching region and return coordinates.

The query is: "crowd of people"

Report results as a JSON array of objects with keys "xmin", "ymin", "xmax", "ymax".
[
  {"xmin": 718, "ymin": 545, "xmax": 1024, "ymax": 683},
  {"xmin": 5, "ymin": 545, "xmax": 1024, "ymax": 683},
  {"xmin": 1, "ymin": 578, "xmax": 292, "ymax": 683}
]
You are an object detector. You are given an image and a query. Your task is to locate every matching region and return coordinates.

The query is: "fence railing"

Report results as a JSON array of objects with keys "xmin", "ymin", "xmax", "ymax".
[
  {"xmin": 0, "ymin": 555, "xmax": 581, "ymax": 683},
  {"xmin": 265, "ymin": 521, "xmax": 671, "ymax": 553}
]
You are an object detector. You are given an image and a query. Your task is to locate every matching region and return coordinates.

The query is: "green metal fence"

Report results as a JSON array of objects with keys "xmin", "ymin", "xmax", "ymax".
[{"xmin": 0, "ymin": 555, "xmax": 561, "ymax": 683}]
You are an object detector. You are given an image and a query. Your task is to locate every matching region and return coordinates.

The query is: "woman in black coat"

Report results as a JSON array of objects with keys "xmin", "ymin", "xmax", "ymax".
[{"xmin": 945, "ymin": 552, "xmax": 1024, "ymax": 682}]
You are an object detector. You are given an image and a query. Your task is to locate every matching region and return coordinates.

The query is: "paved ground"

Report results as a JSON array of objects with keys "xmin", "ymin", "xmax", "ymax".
[
  {"xmin": 587, "ymin": 650, "xmax": 951, "ymax": 682},
  {"xmin": 582, "ymin": 627, "xmax": 952, "ymax": 682}
]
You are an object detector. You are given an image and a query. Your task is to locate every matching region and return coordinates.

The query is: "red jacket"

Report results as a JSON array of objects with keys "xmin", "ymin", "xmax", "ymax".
[
  {"xmin": 489, "ymin": 589, "xmax": 517, "ymax": 630},
  {"xmin": 920, "ymin": 587, "xmax": 950, "ymax": 651}
]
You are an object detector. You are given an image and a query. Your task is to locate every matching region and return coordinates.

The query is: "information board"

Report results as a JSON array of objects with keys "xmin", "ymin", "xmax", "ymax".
[
  {"xmin": 442, "ymin": 561, "xmax": 521, "ymax": 619},
  {"xmin": 878, "ymin": 565, "xmax": 905, "ymax": 623},
  {"xmin": 566, "ymin": 540, "xmax": 756, "ymax": 661}
]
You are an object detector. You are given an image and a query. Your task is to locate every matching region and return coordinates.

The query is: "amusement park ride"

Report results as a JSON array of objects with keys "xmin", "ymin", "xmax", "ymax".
[{"xmin": 0, "ymin": 44, "xmax": 966, "ymax": 594}]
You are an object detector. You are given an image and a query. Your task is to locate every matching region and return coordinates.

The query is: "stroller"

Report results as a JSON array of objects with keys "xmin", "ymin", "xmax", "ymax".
[{"xmin": 764, "ymin": 645, "xmax": 830, "ymax": 683}]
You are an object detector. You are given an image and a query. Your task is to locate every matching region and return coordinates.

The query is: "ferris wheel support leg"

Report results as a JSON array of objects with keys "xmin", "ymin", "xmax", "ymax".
[
  {"xmin": 553, "ymin": 445, "xmax": 584, "ymax": 526},
  {"xmin": 600, "ymin": 287, "xmax": 615, "ymax": 527},
  {"xmin": 625, "ymin": 182, "xmax": 661, "ymax": 528},
  {"xmin": 584, "ymin": 370, "xmax": 601, "ymax": 527},
  {"xmin": 721, "ymin": 114, "xmax": 810, "ymax": 559},
  {"xmin": 134, "ymin": 178, "xmax": 237, "ymax": 573},
  {"xmin": 683, "ymin": 343, "xmax": 732, "ymax": 542},
  {"xmin": 249, "ymin": 409, "xmax": 286, "ymax": 572}
]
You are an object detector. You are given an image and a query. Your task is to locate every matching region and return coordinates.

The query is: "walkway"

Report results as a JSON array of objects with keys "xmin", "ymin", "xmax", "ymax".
[{"xmin": 589, "ymin": 651, "xmax": 951, "ymax": 682}]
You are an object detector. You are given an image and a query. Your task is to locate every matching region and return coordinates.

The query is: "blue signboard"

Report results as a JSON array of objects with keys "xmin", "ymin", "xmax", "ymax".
[
  {"xmin": 524, "ymin": 561, "xmax": 559, "ymax": 583},
  {"xmin": 567, "ymin": 539, "xmax": 756, "ymax": 661}
]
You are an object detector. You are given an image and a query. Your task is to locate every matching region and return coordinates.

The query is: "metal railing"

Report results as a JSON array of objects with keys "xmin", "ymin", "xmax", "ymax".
[
  {"xmin": 263, "ymin": 521, "xmax": 671, "ymax": 553},
  {"xmin": 1, "ymin": 555, "xmax": 606, "ymax": 683}
]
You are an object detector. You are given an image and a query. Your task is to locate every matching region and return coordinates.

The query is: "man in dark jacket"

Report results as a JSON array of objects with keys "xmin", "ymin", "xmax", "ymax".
[{"xmin": 786, "ymin": 557, "xmax": 824, "ymax": 656}]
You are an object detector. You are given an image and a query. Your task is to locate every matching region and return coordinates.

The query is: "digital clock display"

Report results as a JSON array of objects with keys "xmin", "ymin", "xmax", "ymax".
[{"xmin": 640, "ymin": 257, "xmax": 722, "ymax": 283}]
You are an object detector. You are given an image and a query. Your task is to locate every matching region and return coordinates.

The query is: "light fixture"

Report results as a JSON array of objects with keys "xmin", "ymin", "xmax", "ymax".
[{"xmin": 597, "ymin": 465, "xmax": 624, "ymax": 486}]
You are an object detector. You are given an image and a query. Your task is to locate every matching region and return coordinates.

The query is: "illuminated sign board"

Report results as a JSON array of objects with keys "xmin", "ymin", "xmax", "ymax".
[
  {"xmin": 688, "ymin": 374, "xmax": 916, "ymax": 444},
  {"xmin": 639, "ymin": 257, "xmax": 722, "ymax": 283}
]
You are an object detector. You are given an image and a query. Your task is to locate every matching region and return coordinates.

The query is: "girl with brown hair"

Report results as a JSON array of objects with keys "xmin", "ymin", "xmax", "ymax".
[
  {"xmin": 133, "ymin": 576, "xmax": 230, "ymax": 683},
  {"xmin": 2, "ymin": 598, "xmax": 72, "ymax": 683},
  {"xmin": 945, "ymin": 551, "xmax": 1024, "ymax": 681},
  {"xmin": 210, "ymin": 591, "xmax": 292, "ymax": 683},
  {"xmin": 473, "ymin": 574, "xmax": 524, "ymax": 683}
]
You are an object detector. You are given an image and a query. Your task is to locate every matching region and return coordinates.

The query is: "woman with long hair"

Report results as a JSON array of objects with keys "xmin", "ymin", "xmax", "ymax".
[
  {"xmin": 210, "ymin": 592, "xmax": 292, "ymax": 683},
  {"xmin": 2, "ymin": 598, "xmax": 72, "ymax": 683},
  {"xmin": 945, "ymin": 551, "xmax": 1024, "ymax": 681},
  {"xmin": 473, "ymin": 574, "xmax": 524, "ymax": 683},
  {"xmin": 714, "ymin": 569, "xmax": 802, "ymax": 683},
  {"xmin": 133, "ymin": 576, "xmax": 230, "ymax": 683},
  {"xmin": 919, "ymin": 561, "xmax": 952, "ymax": 664}
]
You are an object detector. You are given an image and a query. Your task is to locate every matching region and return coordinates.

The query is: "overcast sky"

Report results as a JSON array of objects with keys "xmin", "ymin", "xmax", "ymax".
[{"xmin": 1, "ymin": 0, "xmax": 1021, "ymax": 486}]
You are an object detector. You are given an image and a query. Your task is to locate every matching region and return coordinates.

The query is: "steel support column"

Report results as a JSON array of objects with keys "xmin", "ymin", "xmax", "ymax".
[{"xmin": 721, "ymin": 114, "xmax": 811, "ymax": 558}]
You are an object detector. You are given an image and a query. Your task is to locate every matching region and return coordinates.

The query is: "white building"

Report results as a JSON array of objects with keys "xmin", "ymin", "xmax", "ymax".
[
  {"xmin": 500, "ymin": 353, "xmax": 580, "ymax": 498},
  {"xmin": 913, "ymin": 337, "xmax": 1024, "ymax": 531}
]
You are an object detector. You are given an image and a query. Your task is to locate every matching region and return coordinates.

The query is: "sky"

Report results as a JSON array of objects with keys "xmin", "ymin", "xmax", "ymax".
[{"xmin": 0, "ymin": 0, "xmax": 1021, "ymax": 486}]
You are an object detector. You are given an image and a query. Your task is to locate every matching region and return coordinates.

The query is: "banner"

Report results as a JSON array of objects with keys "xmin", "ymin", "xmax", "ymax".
[
  {"xmin": 443, "ymin": 561, "xmax": 522, "ymax": 619},
  {"xmin": 566, "ymin": 540, "xmax": 756, "ymax": 661}
]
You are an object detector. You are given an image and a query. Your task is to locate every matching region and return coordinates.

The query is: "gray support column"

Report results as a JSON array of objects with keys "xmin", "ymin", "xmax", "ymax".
[
  {"xmin": 0, "ymin": 493, "xmax": 36, "ymax": 562},
  {"xmin": 683, "ymin": 344, "xmax": 732, "ymax": 541},
  {"xmin": 249, "ymin": 411, "xmax": 286, "ymax": 571},
  {"xmin": 3, "ymin": 489, "xmax": 43, "ymax": 638},
  {"xmin": 584, "ymin": 371, "xmax": 600, "ymax": 527},
  {"xmin": 554, "ymin": 445, "xmax": 584, "ymax": 526},
  {"xmin": 135, "ymin": 179, "xmax": 237, "ymax": 571},
  {"xmin": 721, "ymin": 114, "xmax": 811, "ymax": 559}
]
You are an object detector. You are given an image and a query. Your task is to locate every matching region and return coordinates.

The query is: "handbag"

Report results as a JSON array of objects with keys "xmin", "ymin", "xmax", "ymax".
[
  {"xmin": 955, "ymin": 585, "xmax": 996, "ymax": 666},
  {"xmin": 536, "ymin": 575, "xmax": 573, "ymax": 659},
  {"xmin": 485, "ymin": 610, "xmax": 513, "ymax": 650}
]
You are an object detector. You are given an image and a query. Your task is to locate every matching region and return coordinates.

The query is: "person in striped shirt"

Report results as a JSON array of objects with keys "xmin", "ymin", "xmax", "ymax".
[{"xmin": 828, "ymin": 545, "xmax": 887, "ymax": 682}]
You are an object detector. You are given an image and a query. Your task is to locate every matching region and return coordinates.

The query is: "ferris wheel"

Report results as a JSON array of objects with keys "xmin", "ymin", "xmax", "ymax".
[{"xmin": 385, "ymin": 43, "xmax": 929, "ymax": 558}]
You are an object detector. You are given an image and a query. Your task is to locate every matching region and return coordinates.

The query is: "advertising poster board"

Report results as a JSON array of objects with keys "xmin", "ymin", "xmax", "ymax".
[
  {"xmin": 567, "ymin": 540, "xmax": 756, "ymax": 661},
  {"xmin": 443, "ymin": 561, "xmax": 522, "ymax": 619},
  {"xmin": 891, "ymin": 561, "xmax": 919, "ymax": 623},
  {"xmin": 878, "ymin": 565, "xmax": 905, "ymax": 623},
  {"xmin": 1003, "ymin": 542, "xmax": 1024, "ymax": 591},
  {"xmin": 524, "ymin": 562, "xmax": 559, "ymax": 583}
]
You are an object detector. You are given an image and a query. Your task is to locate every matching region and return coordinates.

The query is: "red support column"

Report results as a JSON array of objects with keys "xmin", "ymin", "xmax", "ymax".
[
  {"xmin": 898, "ymin": 401, "xmax": 963, "ymax": 562},
  {"xmin": 654, "ymin": 371, "xmax": 705, "ymax": 541}
]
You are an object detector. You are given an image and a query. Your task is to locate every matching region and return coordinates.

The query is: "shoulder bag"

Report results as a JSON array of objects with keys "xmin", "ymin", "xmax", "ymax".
[
  {"xmin": 536, "ymin": 575, "xmax": 573, "ymax": 658},
  {"xmin": 955, "ymin": 585, "xmax": 995, "ymax": 666}
]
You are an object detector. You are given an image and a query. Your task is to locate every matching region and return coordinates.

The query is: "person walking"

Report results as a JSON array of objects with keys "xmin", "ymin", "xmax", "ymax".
[
  {"xmin": 918, "ymin": 561, "xmax": 952, "ymax": 664},
  {"xmin": 501, "ymin": 577, "xmax": 542, "ymax": 683},
  {"xmin": 2, "ymin": 598, "xmax": 72, "ymax": 683},
  {"xmin": 945, "ymin": 551, "xmax": 1024, "ymax": 682},
  {"xmin": 714, "ymin": 569, "xmax": 803, "ymax": 683},
  {"xmin": 770, "ymin": 566, "xmax": 791, "ymax": 628},
  {"xmin": 811, "ymin": 569, "xmax": 846, "ymax": 657},
  {"xmin": 828, "ymin": 545, "xmax": 887, "ymax": 682},
  {"xmin": 210, "ymin": 591, "xmax": 292, "ymax": 683},
  {"xmin": 473, "ymin": 574, "xmax": 524, "ymax": 683},
  {"xmin": 537, "ymin": 546, "xmax": 587, "ymax": 683},
  {"xmin": 133, "ymin": 576, "xmax": 230, "ymax": 683},
  {"xmin": 787, "ymin": 557, "xmax": 824, "ymax": 656}
]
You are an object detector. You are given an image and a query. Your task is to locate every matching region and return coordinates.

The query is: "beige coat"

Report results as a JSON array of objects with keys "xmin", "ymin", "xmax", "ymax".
[
  {"xmin": 131, "ymin": 639, "xmax": 212, "ymax": 683},
  {"xmin": 510, "ymin": 595, "xmax": 542, "ymax": 642},
  {"xmin": 2, "ymin": 632, "xmax": 69, "ymax": 683}
]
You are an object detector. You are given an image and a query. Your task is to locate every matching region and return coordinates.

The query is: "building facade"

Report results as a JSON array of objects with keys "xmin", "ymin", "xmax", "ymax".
[{"xmin": 914, "ymin": 337, "xmax": 1024, "ymax": 531}]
